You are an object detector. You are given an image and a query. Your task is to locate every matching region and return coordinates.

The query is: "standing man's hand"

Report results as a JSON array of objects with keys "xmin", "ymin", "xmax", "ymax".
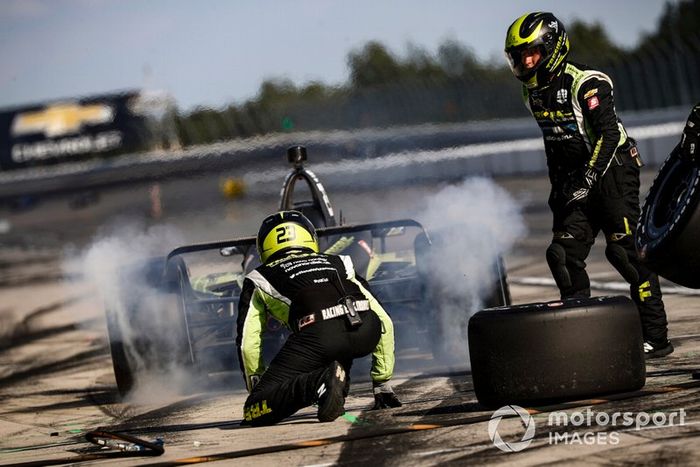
[{"xmin": 565, "ymin": 168, "xmax": 599, "ymax": 207}]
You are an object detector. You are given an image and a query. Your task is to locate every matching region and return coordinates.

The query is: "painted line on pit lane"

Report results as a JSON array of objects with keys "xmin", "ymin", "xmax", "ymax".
[
  {"xmin": 138, "ymin": 380, "xmax": 700, "ymax": 466},
  {"xmin": 510, "ymin": 276, "xmax": 700, "ymax": 296},
  {"xmin": 7, "ymin": 380, "xmax": 700, "ymax": 467},
  {"xmin": 617, "ymin": 420, "xmax": 700, "ymax": 433}
]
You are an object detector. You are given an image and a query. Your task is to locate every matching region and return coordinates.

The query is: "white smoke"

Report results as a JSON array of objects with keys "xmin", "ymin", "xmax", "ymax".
[
  {"xmin": 415, "ymin": 177, "xmax": 526, "ymax": 365},
  {"xmin": 82, "ymin": 222, "xmax": 184, "ymax": 312},
  {"xmin": 78, "ymin": 221, "xmax": 199, "ymax": 402}
]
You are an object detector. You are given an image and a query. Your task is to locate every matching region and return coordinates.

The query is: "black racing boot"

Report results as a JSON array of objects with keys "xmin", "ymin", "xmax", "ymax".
[
  {"xmin": 644, "ymin": 340, "xmax": 674, "ymax": 359},
  {"xmin": 317, "ymin": 361, "xmax": 346, "ymax": 422}
]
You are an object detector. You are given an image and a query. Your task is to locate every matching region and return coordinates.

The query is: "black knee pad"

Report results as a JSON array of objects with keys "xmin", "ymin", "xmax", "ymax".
[
  {"xmin": 605, "ymin": 243, "xmax": 640, "ymax": 285},
  {"xmin": 546, "ymin": 243, "xmax": 572, "ymax": 289}
]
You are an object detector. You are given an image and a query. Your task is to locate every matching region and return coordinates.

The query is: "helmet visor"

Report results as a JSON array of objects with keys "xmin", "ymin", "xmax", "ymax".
[{"xmin": 505, "ymin": 44, "xmax": 547, "ymax": 80}]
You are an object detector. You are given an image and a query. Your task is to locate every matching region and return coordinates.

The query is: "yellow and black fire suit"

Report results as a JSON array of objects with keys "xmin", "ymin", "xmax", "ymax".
[
  {"xmin": 524, "ymin": 61, "xmax": 669, "ymax": 344},
  {"xmin": 235, "ymin": 250, "xmax": 395, "ymax": 426}
]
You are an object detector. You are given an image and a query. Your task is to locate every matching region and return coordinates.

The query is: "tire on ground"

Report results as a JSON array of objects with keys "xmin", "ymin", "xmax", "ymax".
[
  {"xmin": 468, "ymin": 296, "xmax": 645, "ymax": 408},
  {"xmin": 637, "ymin": 153, "xmax": 700, "ymax": 288},
  {"xmin": 105, "ymin": 257, "xmax": 193, "ymax": 396}
]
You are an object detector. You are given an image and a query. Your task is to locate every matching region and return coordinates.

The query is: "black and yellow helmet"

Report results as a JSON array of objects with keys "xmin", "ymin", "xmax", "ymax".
[
  {"xmin": 256, "ymin": 210, "xmax": 319, "ymax": 263},
  {"xmin": 505, "ymin": 12, "xmax": 569, "ymax": 89}
]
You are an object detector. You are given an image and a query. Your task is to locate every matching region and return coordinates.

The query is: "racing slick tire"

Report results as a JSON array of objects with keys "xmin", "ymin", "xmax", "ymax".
[
  {"xmin": 106, "ymin": 257, "xmax": 193, "ymax": 396},
  {"xmin": 468, "ymin": 296, "xmax": 645, "ymax": 408},
  {"xmin": 637, "ymin": 153, "xmax": 700, "ymax": 288}
]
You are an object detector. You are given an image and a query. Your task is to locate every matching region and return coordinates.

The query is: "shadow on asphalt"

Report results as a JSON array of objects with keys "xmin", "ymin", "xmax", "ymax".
[
  {"xmin": 0, "ymin": 347, "xmax": 106, "ymax": 389},
  {"xmin": 335, "ymin": 370, "xmax": 481, "ymax": 465}
]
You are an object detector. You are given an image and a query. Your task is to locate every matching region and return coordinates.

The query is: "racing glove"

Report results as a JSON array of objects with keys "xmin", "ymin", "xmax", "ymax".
[
  {"xmin": 372, "ymin": 381, "xmax": 402, "ymax": 409},
  {"xmin": 680, "ymin": 103, "xmax": 700, "ymax": 163},
  {"xmin": 565, "ymin": 168, "xmax": 599, "ymax": 207}
]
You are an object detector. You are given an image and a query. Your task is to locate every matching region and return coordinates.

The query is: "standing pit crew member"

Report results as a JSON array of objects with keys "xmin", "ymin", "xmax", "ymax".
[
  {"xmin": 236, "ymin": 210, "xmax": 401, "ymax": 426},
  {"xmin": 504, "ymin": 12, "xmax": 672, "ymax": 358}
]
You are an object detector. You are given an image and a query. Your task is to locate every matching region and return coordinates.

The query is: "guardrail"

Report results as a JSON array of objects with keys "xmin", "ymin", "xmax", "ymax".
[{"xmin": 0, "ymin": 106, "xmax": 689, "ymax": 199}]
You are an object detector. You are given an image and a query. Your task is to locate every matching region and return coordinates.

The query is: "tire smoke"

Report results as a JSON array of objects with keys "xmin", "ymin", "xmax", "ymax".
[
  {"xmin": 415, "ymin": 177, "xmax": 526, "ymax": 364},
  {"xmin": 78, "ymin": 221, "xmax": 197, "ymax": 402}
]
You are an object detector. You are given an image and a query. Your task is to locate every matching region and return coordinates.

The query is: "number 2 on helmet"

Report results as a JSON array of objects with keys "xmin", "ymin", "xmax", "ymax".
[{"xmin": 276, "ymin": 225, "xmax": 297, "ymax": 243}]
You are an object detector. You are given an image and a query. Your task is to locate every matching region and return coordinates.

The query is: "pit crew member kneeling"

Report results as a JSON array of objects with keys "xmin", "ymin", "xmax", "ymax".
[{"xmin": 236, "ymin": 210, "xmax": 401, "ymax": 426}]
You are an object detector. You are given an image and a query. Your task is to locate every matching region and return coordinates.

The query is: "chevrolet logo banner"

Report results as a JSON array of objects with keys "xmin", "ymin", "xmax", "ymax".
[{"xmin": 11, "ymin": 103, "xmax": 115, "ymax": 138}]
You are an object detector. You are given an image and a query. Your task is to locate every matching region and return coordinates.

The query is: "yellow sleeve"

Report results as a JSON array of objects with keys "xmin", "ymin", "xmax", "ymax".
[
  {"xmin": 239, "ymin": 288, "xmax": 267, "ymax": 391},
  {"xmin": 352, "ymin": 277, "xmax": 395, "ymax": 383}
]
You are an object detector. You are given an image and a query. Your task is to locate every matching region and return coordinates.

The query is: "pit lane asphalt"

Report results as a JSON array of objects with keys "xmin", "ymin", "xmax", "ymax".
[{"xmin": 1, "ymin": 170, "xmax": 699, "ymax": 466}]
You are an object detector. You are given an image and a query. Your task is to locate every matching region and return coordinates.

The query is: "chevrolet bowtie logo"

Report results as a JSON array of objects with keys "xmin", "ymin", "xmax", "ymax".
[{"xmin": 11, "ymin": 103, "xmax": 114, "ymax": 138}]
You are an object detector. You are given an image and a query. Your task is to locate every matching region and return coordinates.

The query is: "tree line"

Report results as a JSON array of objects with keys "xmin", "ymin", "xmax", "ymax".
[{"xmin": 174, "ymin": 0, "xmax": 700, "ymax": 146}]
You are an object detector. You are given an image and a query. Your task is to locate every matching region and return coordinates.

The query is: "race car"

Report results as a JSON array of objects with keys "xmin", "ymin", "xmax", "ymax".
[{"xmin": 104, "ymin": 146, "xmax": 510, "ymax": 395}]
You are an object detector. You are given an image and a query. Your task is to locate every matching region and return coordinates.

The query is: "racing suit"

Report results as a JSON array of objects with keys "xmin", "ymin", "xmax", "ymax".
[
  {"xmin": 523, "ymin": 61, "xmax": 669, "ymax": 344},
  {"xmin": 236, "ymin": 251, "xmax": 395, "ymax": 426}
]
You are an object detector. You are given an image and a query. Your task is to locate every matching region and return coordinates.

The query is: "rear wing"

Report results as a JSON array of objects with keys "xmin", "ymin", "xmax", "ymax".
[{"xmin": 166, "ymin": 219, "xmax": 430, "ymax": 261}]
